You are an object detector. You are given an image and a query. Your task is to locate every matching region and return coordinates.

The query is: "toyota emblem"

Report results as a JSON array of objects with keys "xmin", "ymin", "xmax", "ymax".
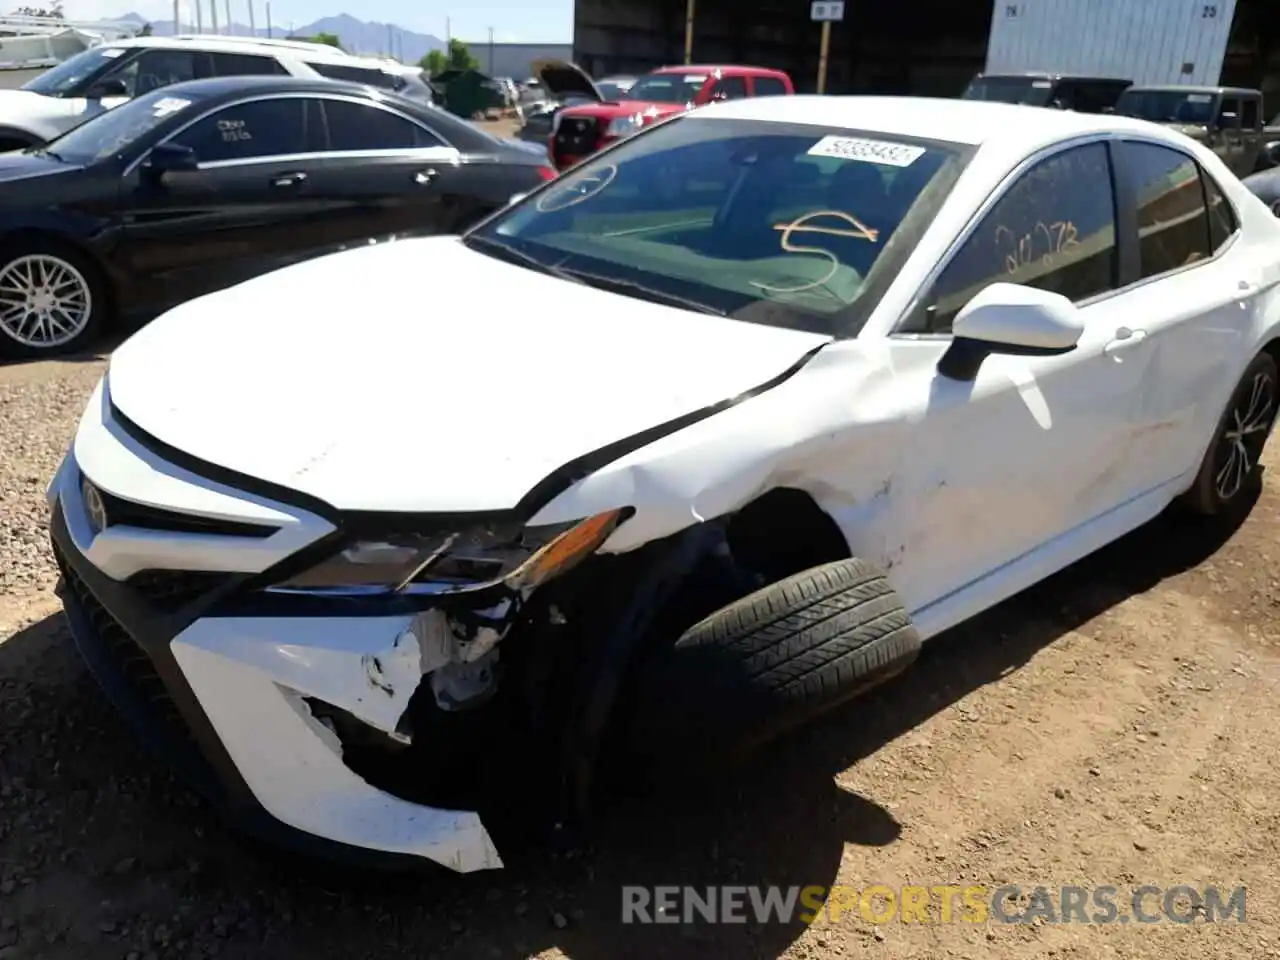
[{"xmin": 82, "ymin": 479, "xmax": 108, "ymax": 535}]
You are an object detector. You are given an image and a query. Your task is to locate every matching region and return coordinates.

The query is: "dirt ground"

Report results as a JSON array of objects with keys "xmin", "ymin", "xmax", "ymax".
[{"xmin": 1, "ymin": 346, "xmax": 1278, "ymax": 960}]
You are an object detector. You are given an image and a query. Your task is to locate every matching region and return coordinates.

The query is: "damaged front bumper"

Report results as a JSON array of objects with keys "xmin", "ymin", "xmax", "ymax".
[{"xmin": 51, "ymin": 498, "xmax": 504, "ymax": 873}]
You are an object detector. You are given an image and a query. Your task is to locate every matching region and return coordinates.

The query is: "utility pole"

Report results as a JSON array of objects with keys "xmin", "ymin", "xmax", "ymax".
[
  {"xmin": 224, "ymin": 0, "xmax": 231, "ymax": 34},
  {"xmin": 445, "ymin": 16, "xmax": 450, "ymax": 45},
  {"xmin": 246, "ymin": 0, "xmax": 254, "ymax": 34},
  {"xmin": 194, "ymin": 0, "xmax": 201, "ymax": 32},
  {"xmin": 488, "ymin": 25, "xmax": 494, "ymax": 74},
  {"xmin": 386, "ymin": 23, "xmax": 392, "ymax": 57},
  {"xmin": 208, "ymin": 0, "xmax": 217, "ymax": 34},
  {"xmin": 172, "ymin": 0, "xmax": 179, "ymax": 34},
  {"xmin": 684, "ymin": 0, "xmax": 695, "ymax": 64},
  {"xmin": 264, "ymin": 0, "xmax": 271, "ymax": 36}
]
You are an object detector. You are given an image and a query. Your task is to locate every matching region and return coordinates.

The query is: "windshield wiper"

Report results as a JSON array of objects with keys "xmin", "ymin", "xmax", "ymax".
[
  {"xmin": 560, "ymin": 268, "xmax": 728, "ymax": 316},
  {"xmin": 463, "ymin": 234, "xmax": 579, "ymax": 283},
  {"xmin": 30, "ymin": 146, "xmax": 64, "ymax": 161}
]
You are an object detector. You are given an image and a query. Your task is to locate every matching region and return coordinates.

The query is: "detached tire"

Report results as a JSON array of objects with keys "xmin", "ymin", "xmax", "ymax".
[
  {"xmin": 622, "ymin": 557, "xmax": 921, "ymax": 772},
  {"xmin": 0, "ymin": 237, "xmax": 107, "ymax": 360},
  {"xmin": 1180, "ymin": 351, "xmax": 1278, "ymax": 516}
]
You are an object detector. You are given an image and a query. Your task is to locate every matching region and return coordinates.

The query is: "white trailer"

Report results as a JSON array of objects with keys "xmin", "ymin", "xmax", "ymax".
[{"xmin": 985, "ymin": 0, "xmax": 1240, "ymax": 86}]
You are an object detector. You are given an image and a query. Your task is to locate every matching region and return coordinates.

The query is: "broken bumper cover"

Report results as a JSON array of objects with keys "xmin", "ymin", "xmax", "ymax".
[{"xmin": 49, "ymin": 486, "xmax": 502, "ymax": 874}]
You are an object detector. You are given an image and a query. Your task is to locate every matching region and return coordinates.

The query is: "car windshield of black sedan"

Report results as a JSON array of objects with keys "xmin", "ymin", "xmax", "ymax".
[
  {"xmin": 468, "ymin": 117, "xmax": 966, "ymax": 337},
  {"xmin": 38, "ymin": 87, "xmax": 210, "ymax": 164}
]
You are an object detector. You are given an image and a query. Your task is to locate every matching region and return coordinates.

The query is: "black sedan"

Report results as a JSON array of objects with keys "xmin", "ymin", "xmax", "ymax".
[{"xmin": 0, "ymin": 75, "xmax": 557, "ymax": 358}]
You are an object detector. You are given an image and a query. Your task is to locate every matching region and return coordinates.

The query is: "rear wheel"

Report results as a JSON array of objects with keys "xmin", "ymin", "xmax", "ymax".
[
  {"xmin": 0, "ymin": 239, "xmax": 107, "ymax": 360},
  {"xmin": 1181, "ymin": 351, "xmax": 1278, "ymax": 515}
]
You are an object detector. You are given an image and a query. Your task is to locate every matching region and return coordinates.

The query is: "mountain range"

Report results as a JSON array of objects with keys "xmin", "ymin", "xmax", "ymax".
[{"xmin": 119, "ymin": 12, "xmax": 447, "ymax": 63}]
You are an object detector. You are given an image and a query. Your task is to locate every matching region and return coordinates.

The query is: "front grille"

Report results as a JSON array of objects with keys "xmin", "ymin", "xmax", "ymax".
[
  {"xmin": 97, "ymin": 488, "xmax": 276, "ymax": 539},
  {"xmin": 55, "ymin": 549, "xmax": 198, "ymax": 752},
  {"xmin": 554, "ymin": 117, "xmax": 601, "ymax": 160},
  {"xmin": 126, "ymin": 569, "xmax": 234, "ymax": 614}
]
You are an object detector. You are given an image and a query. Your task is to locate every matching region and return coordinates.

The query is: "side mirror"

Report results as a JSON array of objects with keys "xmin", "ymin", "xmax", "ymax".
[
  {"xmin": 84, "ymin": 78, "xmax": 128, "ymax": 99},
  {"xmin": 938, "ymin": 282, "xmax": 1084, "ymax": 381},
  {"xmin": 142, "ymin": 142, "xmax": 198, "ymax": 181}
]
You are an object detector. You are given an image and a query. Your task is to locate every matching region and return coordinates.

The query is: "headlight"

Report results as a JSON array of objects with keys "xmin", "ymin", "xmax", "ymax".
[
  {"xmin": 605, "ymin": 113, "xmax": 644, "ymax": 137},
  {"xmin": 273, "ymin": 508, "xmax": 630, "ymax": 593}
]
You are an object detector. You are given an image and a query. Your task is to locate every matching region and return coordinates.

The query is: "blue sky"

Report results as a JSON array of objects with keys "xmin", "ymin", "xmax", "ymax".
[{"xmin": 61, "ymin": 0, "xmax": 574, "ymax": 42}]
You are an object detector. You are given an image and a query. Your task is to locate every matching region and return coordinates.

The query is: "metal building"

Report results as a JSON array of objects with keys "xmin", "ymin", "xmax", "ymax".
[{"xmin": 572, "ymin": 0, "xmax": 1278, "ymax": 100}]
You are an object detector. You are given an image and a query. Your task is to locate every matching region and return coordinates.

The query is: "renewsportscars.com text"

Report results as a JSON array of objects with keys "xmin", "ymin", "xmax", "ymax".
[{"xmin": 621, "ymin": 884, "xmax": 1247, "ymax": 925}]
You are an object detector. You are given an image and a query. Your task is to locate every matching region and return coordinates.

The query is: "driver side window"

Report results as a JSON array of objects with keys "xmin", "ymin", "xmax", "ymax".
[
  {"xmin": 914, "ymin": 141, "xmax": 1118, "ymax": 334},
  {"xmin": 107, "ymin": 50, "xmax": 202, "ymax": 97},
  {"xmin": 168, "ymin": 98, "xmax": 310, "ymax": 164}
]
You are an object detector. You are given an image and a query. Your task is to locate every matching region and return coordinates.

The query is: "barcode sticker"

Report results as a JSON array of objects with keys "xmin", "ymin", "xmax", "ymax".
[{"xmin": 807, "ymin": 135, "xmax": 926, "ymax": 167}]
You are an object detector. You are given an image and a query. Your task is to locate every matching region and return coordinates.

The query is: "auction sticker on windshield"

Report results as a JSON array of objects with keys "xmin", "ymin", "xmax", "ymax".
[
  {"xmin": 151, "ymin": 97, "xmax": 191, "ymax": 117},
  {"xmin": 808, "ymin": 135, "xmax": 925, "ymax": 167}
]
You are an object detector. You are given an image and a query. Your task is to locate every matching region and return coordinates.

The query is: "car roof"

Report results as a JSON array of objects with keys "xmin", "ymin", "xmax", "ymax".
[
  {"xmin": 1123, "ymin": 84, "xmax": 1258, "ymax": 95},
  {"xmin": 100, "ymin": 33, "xmax": 352, "ymax": 60},
  {"xmin": 650, "ymin": 64, "xmax": 784, "ymax": 76},
  {"xmin": 151, "ymin": 74, "xmax": 392, "ymax": 100},
  {"xmin": 701, "ymin": 94, "xmax": 1185, "ymax": 148},
  {"xmin": 976, "ymin": 72, "xmax": 1130, "ymax": 83}
]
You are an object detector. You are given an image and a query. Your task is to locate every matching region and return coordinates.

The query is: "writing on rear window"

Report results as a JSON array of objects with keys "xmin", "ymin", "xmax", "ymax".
[
  {"xmin": 807, "ymin": 135, "xmax": 925, "ymax": 167},
  {"xmin": 217, "ymin": 118, "xmax": 252, "ymax": 142}
]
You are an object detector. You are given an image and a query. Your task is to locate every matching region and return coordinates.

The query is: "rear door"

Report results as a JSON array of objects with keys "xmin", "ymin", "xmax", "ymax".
[
  {"xmin": 297, "ymin": 95, "xmax": 470, "ymax": 244},
  {"xmin": 117, "ymin": 94, "xmax": 331, "ymax": 309}
]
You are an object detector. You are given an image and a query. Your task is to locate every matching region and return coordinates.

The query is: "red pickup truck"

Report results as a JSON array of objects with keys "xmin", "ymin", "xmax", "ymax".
[{"xmin": 534, "ymin": 60, "xmax": 795, "ymax": 170}]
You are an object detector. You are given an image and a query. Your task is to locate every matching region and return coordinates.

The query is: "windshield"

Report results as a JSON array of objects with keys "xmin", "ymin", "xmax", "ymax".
[
  {"xmin": 625, "ymin": 73, "xmax": 708, "ymax": 104},
  {"xmin": 962, "ymin": 77, "xmax": 1054, "ymax": 106},
  {"xmin": 37, "ymin": 86, "xmax": 208, "ymax": 164},
  {"xmin": 467, "ymin": 117, "xmax": 968, "ymax": 337},
  {"xmin": 22, "ymin": 45, "xmax": 129, "ymax": 97},
  {"xmin": 1115, "ymin": 90, "xmax": 1215, "ymax": 124}
]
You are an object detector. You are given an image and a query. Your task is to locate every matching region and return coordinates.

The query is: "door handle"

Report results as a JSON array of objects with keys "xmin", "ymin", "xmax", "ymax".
[
  {"xmin": 270, "ymin": 172, "xmax": 307, "ymax": 189},
  {"xmin": 1104, "ymin": 326, "xmax": 1148, "ymax": 356},
  {"xmin": 414, "ymin": 168, "xmax": 439, "ymax": 186}
]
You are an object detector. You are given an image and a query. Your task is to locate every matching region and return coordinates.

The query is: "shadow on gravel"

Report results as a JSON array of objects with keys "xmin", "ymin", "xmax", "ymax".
[{"xmin": 0, "ymin": 488, "xmax": 1257, "ymax": 960}]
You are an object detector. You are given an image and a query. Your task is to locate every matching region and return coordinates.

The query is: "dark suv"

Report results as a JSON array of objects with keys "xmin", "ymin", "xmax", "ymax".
[
  {"xmin": 1115, "ymin": 85, "xmax": 1264, "ymax": 177},
  {"xmin": 961, "ymin": 72, "xmax": 1133, "ymax": 113}
]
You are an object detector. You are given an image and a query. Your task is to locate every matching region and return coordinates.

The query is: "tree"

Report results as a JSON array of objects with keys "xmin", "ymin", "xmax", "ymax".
[
  {"xmin": 287, "ymin": 32, "xmax": 342, "ymax": 49},
  {"xmin": 419, "ymin": 38, "xmax": 479, "ymax": 76}
]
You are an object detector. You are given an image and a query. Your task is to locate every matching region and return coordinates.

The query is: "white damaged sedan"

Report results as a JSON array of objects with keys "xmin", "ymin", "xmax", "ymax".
[{"xmin": 49, "ymin": 95, "xmax": 1280, "ymax": 872}]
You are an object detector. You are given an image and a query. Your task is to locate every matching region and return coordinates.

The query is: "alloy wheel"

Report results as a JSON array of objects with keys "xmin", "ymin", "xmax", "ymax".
[
  {"xmin": 0, "ymin": 253, "xmax": 93, "ymax": 350},
  {"xmin": 1214, "ymin": 368, "xmax": 1276, "ymax": 502}
]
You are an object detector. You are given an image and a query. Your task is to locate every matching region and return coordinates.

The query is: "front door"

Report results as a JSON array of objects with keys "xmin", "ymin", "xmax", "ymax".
[
  {"xmin": 885, "ymin": 140, "xmax": 1154, "ymax": 616},
  {"xmin": 297, "ymin": 96, "xmax": 465, "ymax": 248},
  {"xmin": 117, "ymin": 95, "xmax": 329, "ymax": 311}
]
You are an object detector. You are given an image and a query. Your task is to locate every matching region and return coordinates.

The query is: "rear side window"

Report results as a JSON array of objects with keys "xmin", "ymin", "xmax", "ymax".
[
  {"xmin": 1241, "ymin": 97, "xmax": 1259, "ymax": 128},
  {"xmin": 207, "ymin": 52, "xmax": 288, "ymax": 77},
  {"xmin": 321, "ymin": 99, "xmax": 441, "ymax": 150},
  {"xmin": 922, "ymin": 142, "xmax": 1117, "ymax": 333},
  {"xmin": 711, "ymin": 76, "xmax": 748, "ymax": 99},
  {"xmin": 306, "ymin": 61, "xmax": 403, "ymax": 91},
  {"xmin": 1116, "ymin": 141, "xmax": 1212, "ymax": 279},
  {"xmin": 752, "ymin": 76, "xmax": 788, "ymax": 97}
]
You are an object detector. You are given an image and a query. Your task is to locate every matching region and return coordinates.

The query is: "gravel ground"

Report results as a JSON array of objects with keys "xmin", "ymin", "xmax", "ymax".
[{"xmin": 2, "ymin": 339, "xmax": 1280, "ymax": 960}]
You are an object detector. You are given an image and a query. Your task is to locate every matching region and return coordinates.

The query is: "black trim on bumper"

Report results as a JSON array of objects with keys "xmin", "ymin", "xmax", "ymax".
[{"xmin": 51, "ymin": 502, "xmax": 440, "ymax": 872}]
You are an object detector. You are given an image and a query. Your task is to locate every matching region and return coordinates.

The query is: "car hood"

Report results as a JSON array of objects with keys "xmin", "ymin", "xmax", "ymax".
[
  {"xmin": 560, "ymin": 100, "xmax": 688, "ymax": 120},
  {"xmin": 106, "ymin": 237, "xmax": 832, "ymax": 515},
  {"xmin": 0, "ymin": 149, "xmax": 80, "ymax": 182},
  {"xmin": 0, "ymin": 88, "xmax": 79, "ymax": 125},
  {"xmin": 531, "ymin": 58, "xmax": 601, "ymax": 102}
]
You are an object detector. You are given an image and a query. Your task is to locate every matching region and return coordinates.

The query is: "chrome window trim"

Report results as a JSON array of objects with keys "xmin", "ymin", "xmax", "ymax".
[
  {"xmin": 890, "ymin": 132, "xmax": 1242, "ymax": 338},
  {"xmin": 122, "ymin": 90, "xmax": 449, "ymax": 177}
]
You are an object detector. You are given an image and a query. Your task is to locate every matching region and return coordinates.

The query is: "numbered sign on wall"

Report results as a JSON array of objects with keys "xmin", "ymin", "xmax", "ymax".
[{"xmin": 810, "ymin": 1, "xmax": 845, "ymax": 21}]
